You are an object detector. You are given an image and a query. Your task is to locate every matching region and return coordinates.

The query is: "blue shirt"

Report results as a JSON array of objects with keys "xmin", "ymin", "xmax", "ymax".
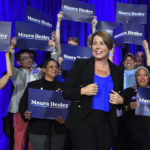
[
  {"xmin": 124, "ymin": 69, "xmax": 136, "ymax": 89},
  {"xmin": 92, "ymin": 74, "xmax": 113, "ymax": 112}
]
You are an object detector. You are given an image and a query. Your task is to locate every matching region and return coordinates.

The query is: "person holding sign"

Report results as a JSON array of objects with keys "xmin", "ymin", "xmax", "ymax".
[
  {"xmin": 63, "ymin": 31, "xmax": 124, "ymax": 150},
  {"xmin": 19, "ymin": 58, "xmax": 66, "ymax": 150},
  {"xmin": 123, "ymin": 66, "xmax": 150, "ymax": 150},
  {"xmin": 135, "ymin": 40, "xmax": 150, "ymax": 67},
  {"xmin": 113, "ymin": 53, "xmax": 137, "ymax": 150},
  {"xmin": 55, "ymin": 11, "xmax": 80, "ymax": 55},
  {"xmin": 54, "ymin": 11, "xmax": 80, "ymax": 80},
  {"xmin": 0, "ymin": 52, "xmax": 12, "ymax": 89},
  {"xmin": 8, "ymin": 37, "xmax": 42, "ymax": 150}
]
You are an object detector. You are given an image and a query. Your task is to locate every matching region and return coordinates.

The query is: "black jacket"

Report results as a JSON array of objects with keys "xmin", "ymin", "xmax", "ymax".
[
  {"xmin": 123, "ymin": 87, "xmax": 150, "ymax": 130},
  {"xmin": 63, "ymin": 57, "xmax": 124, "ymax": 137},
  {"xmin": 19, "ymin": 78, "xmax": 66, "ymax": 135}
]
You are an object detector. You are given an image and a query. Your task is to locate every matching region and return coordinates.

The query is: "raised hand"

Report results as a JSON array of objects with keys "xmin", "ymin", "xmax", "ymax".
[
  {"xmin": 143, "ymin": 40, "xmax": 149, "ymax": 50},
  {"xmin": 92, "ymin": 16, "xmax": 98, "ymax": 27},
  {"xmin": 57, "ymin": 11, "xmax": 64, "ymax": 23},
  {"xmin": 10, "ymin": 37, "xmax": 17, "ymax": 51}
]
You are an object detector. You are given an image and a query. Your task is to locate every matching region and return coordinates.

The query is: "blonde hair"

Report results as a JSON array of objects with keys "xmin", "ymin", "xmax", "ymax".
[{"xmin": 135, "ymin": 66, "xmax": 149, "ymax": 77}]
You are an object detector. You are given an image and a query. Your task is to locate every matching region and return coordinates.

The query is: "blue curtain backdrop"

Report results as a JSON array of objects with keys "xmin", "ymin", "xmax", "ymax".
[{"xmin": 0, "ymin": 0, "xmax": 150, "ymax": 149}]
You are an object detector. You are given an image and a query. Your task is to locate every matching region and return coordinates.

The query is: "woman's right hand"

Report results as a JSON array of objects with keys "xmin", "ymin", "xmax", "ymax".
[
  {"xmin": 24, "ymin": 110, "xmax": 31, "ymax": 120},
  {"xmin": 81, "ymin": 83, "xmax": 98, "ymax": 96},
  {"xmin": 129, "ymin": 102, "xmax": 138, "ymax": 110}
]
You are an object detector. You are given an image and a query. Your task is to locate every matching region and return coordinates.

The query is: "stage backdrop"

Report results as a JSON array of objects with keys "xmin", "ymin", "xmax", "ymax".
[{"xmin": 0, "ymin": 0, "xmax": 150, "ymax": 149}]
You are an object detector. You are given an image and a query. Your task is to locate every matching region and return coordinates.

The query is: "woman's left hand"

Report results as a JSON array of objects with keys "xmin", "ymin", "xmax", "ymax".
[
  {"xmin": 109, "ymin": 90, "xmax": 123, "ymax": 104},
  {"xmin": 56, "ymin": 116, "xmax": 65, "ymax": 124}
]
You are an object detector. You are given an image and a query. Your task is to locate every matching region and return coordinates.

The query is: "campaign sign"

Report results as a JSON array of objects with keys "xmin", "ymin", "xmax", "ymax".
[
  {"xmin": 15, "ymin": 22, "xmax": 52, "ymax": 51},
  {"xmin": 28, "ymin": 88, "xmax": 71, "ymax": 120},
  {"xmin": 0, "ymin": 22, "xmax": 12, "ymax": 51},
  {"xmin": 61, "ymin": 0, "xmax": 95, "ymax": 23},
  {"xmin": 135, "ymin": 87, "xmax": 150, "ymax": 117},
  {"xmin": 113, "ymin": 23, "xmax": 145, "ymax": 46},
  {"xmin": 116, "ymin": 3, "xmax": 147, "ymax": 24},
  {"xmin": 96, "ymin": 21, "xmax": 119, "ymax": 36},
  {"xmin": 61, "ymin": 44, "xmax": 92, "ymax": 70},
  {"xmin": 25, "ymin": 7, "xmax": 54, "ymax": 29}
]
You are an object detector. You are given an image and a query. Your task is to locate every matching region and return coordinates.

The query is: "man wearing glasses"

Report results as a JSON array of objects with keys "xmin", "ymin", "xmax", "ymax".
[{"xmin": 8, "ymin": 38, "xmax": 42, "ymax": 150}]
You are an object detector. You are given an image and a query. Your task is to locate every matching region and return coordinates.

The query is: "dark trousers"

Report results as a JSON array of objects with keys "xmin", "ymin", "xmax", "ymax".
[
  {"xmin": 70, "ymin": 110, "xmax": 113, "ymax": 150},
  {"xmin": 128, "ymin": 129, "xmax": 150, "ymax": 150},
  {"xmin": 112, "ymin": 117, "xmax": 128, "ymax": 150}
]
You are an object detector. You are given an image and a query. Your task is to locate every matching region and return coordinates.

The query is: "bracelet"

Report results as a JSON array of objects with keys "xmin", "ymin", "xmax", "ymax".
[
  {"xmin": 109, "ymin": 53, "xmax": 113, "ymax": 56},
  {"xmin": 56, "ymin": 26, "xmax": 60, "ymax": 29}
]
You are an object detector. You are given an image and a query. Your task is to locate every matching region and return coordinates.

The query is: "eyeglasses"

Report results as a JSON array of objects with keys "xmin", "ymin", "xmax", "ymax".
[{"xmin": 20, "ymin": 56, "xmax": 34, "ymax": 61}]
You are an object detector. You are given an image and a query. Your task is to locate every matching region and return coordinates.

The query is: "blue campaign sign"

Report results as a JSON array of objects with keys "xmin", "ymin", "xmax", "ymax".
[
  {"xmin": 135, "ymin": 87, "xmax": 150, "ymax": 116},
  {"xmin": 96, "ymin": 21, "xmax": 119, "ymax": 36},
  {"xmin": 113, "ymin": 23, "xmax": 145, "ymax": 46},
  {"xmin": 25, "ymin": 7, "xmax": 54, "ymax": 30},
  {"xmin": 61, "ymin": 0, "xmax": 95, "ymax": 23},
  {"xmin": 0, "ymin": 22, "xmax": 12, "ymax": 51},
  {"xmin": 61, "ymin": 44, "xmax": 92, "ymax": 70},
  {"xmin": 116, "ymin": 3, "xmax": 147, "ymax": 24},
  {"xmin": 28, "ymin": 88, "xmax": 71, "ymax": 120},
  {"xmin": 15, "ymin": 22, "xmax": 52, "ymax": 51}
]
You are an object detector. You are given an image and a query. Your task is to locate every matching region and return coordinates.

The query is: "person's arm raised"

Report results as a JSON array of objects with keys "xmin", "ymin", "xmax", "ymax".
[
  {"xmin": 55, "ymin": 11, "xmax": 64, "ymax": 57},
  {"xmin": 91, "ymin": 16, "xmax": 97, "ymax": 34},
  {"xmin": 143, "ymin": 40, "xmax": 150, "ymax": 66},
  {"xmin": 0, "ymin": 52, "xmax": 12, "ymax": 89}
]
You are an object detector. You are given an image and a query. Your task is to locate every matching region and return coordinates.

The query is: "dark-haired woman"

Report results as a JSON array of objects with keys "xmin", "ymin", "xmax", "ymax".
[
  {"xmin": 19, "ymin": 59, "xmax": 66, "ymax": 150},
  {"xmin": 63, "ymin": 31, "xmax": 124, "ymax": 150},
  {"xmin": 123, "ymin": 66, "xmax": 150, "ymax": 150}
]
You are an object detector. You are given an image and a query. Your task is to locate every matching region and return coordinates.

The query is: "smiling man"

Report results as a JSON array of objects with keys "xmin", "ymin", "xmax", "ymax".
[
  {"xmin": 123, "ymin": 53, "xmax": 136, "ymax": 90},
  {"xmin": 8, "ymin": 37, "xmax": 42, "ymax": 150}
]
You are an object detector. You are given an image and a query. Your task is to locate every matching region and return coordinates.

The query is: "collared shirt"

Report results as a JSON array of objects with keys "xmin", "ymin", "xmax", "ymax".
[
  {"xmin": 124, "ymin": 69, "xmax": 136, "ymax": 90},
  {"xmin": 22, "ymin": 68, "xmax": 41, "ymax": 86},
  {"xmin": 9, "ymin": 67, "xmax": 42, "ymax": 113}
]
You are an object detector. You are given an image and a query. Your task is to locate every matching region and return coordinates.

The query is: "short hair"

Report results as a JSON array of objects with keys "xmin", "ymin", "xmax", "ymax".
[
  {"xmin": 67, "ymin": 37, "xmax": 80, "ymax": 46},
  {"xmin": 135, "ymin": 66, "xmax": 149, "ymax": 77},
  {"xmin": 91, "ymin": 31, "xmax": 114, "ymax": 50},
  {"xmin": 42, "ymin": 58, "xmax": 59, "ymax": 68},
  {"xmin": 123, "ymin": 53, "xmax": 135, "ymax": 61},
  {"xmin": 15, "ymin": 49, "xmax": 31, "ymax": 61}
]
